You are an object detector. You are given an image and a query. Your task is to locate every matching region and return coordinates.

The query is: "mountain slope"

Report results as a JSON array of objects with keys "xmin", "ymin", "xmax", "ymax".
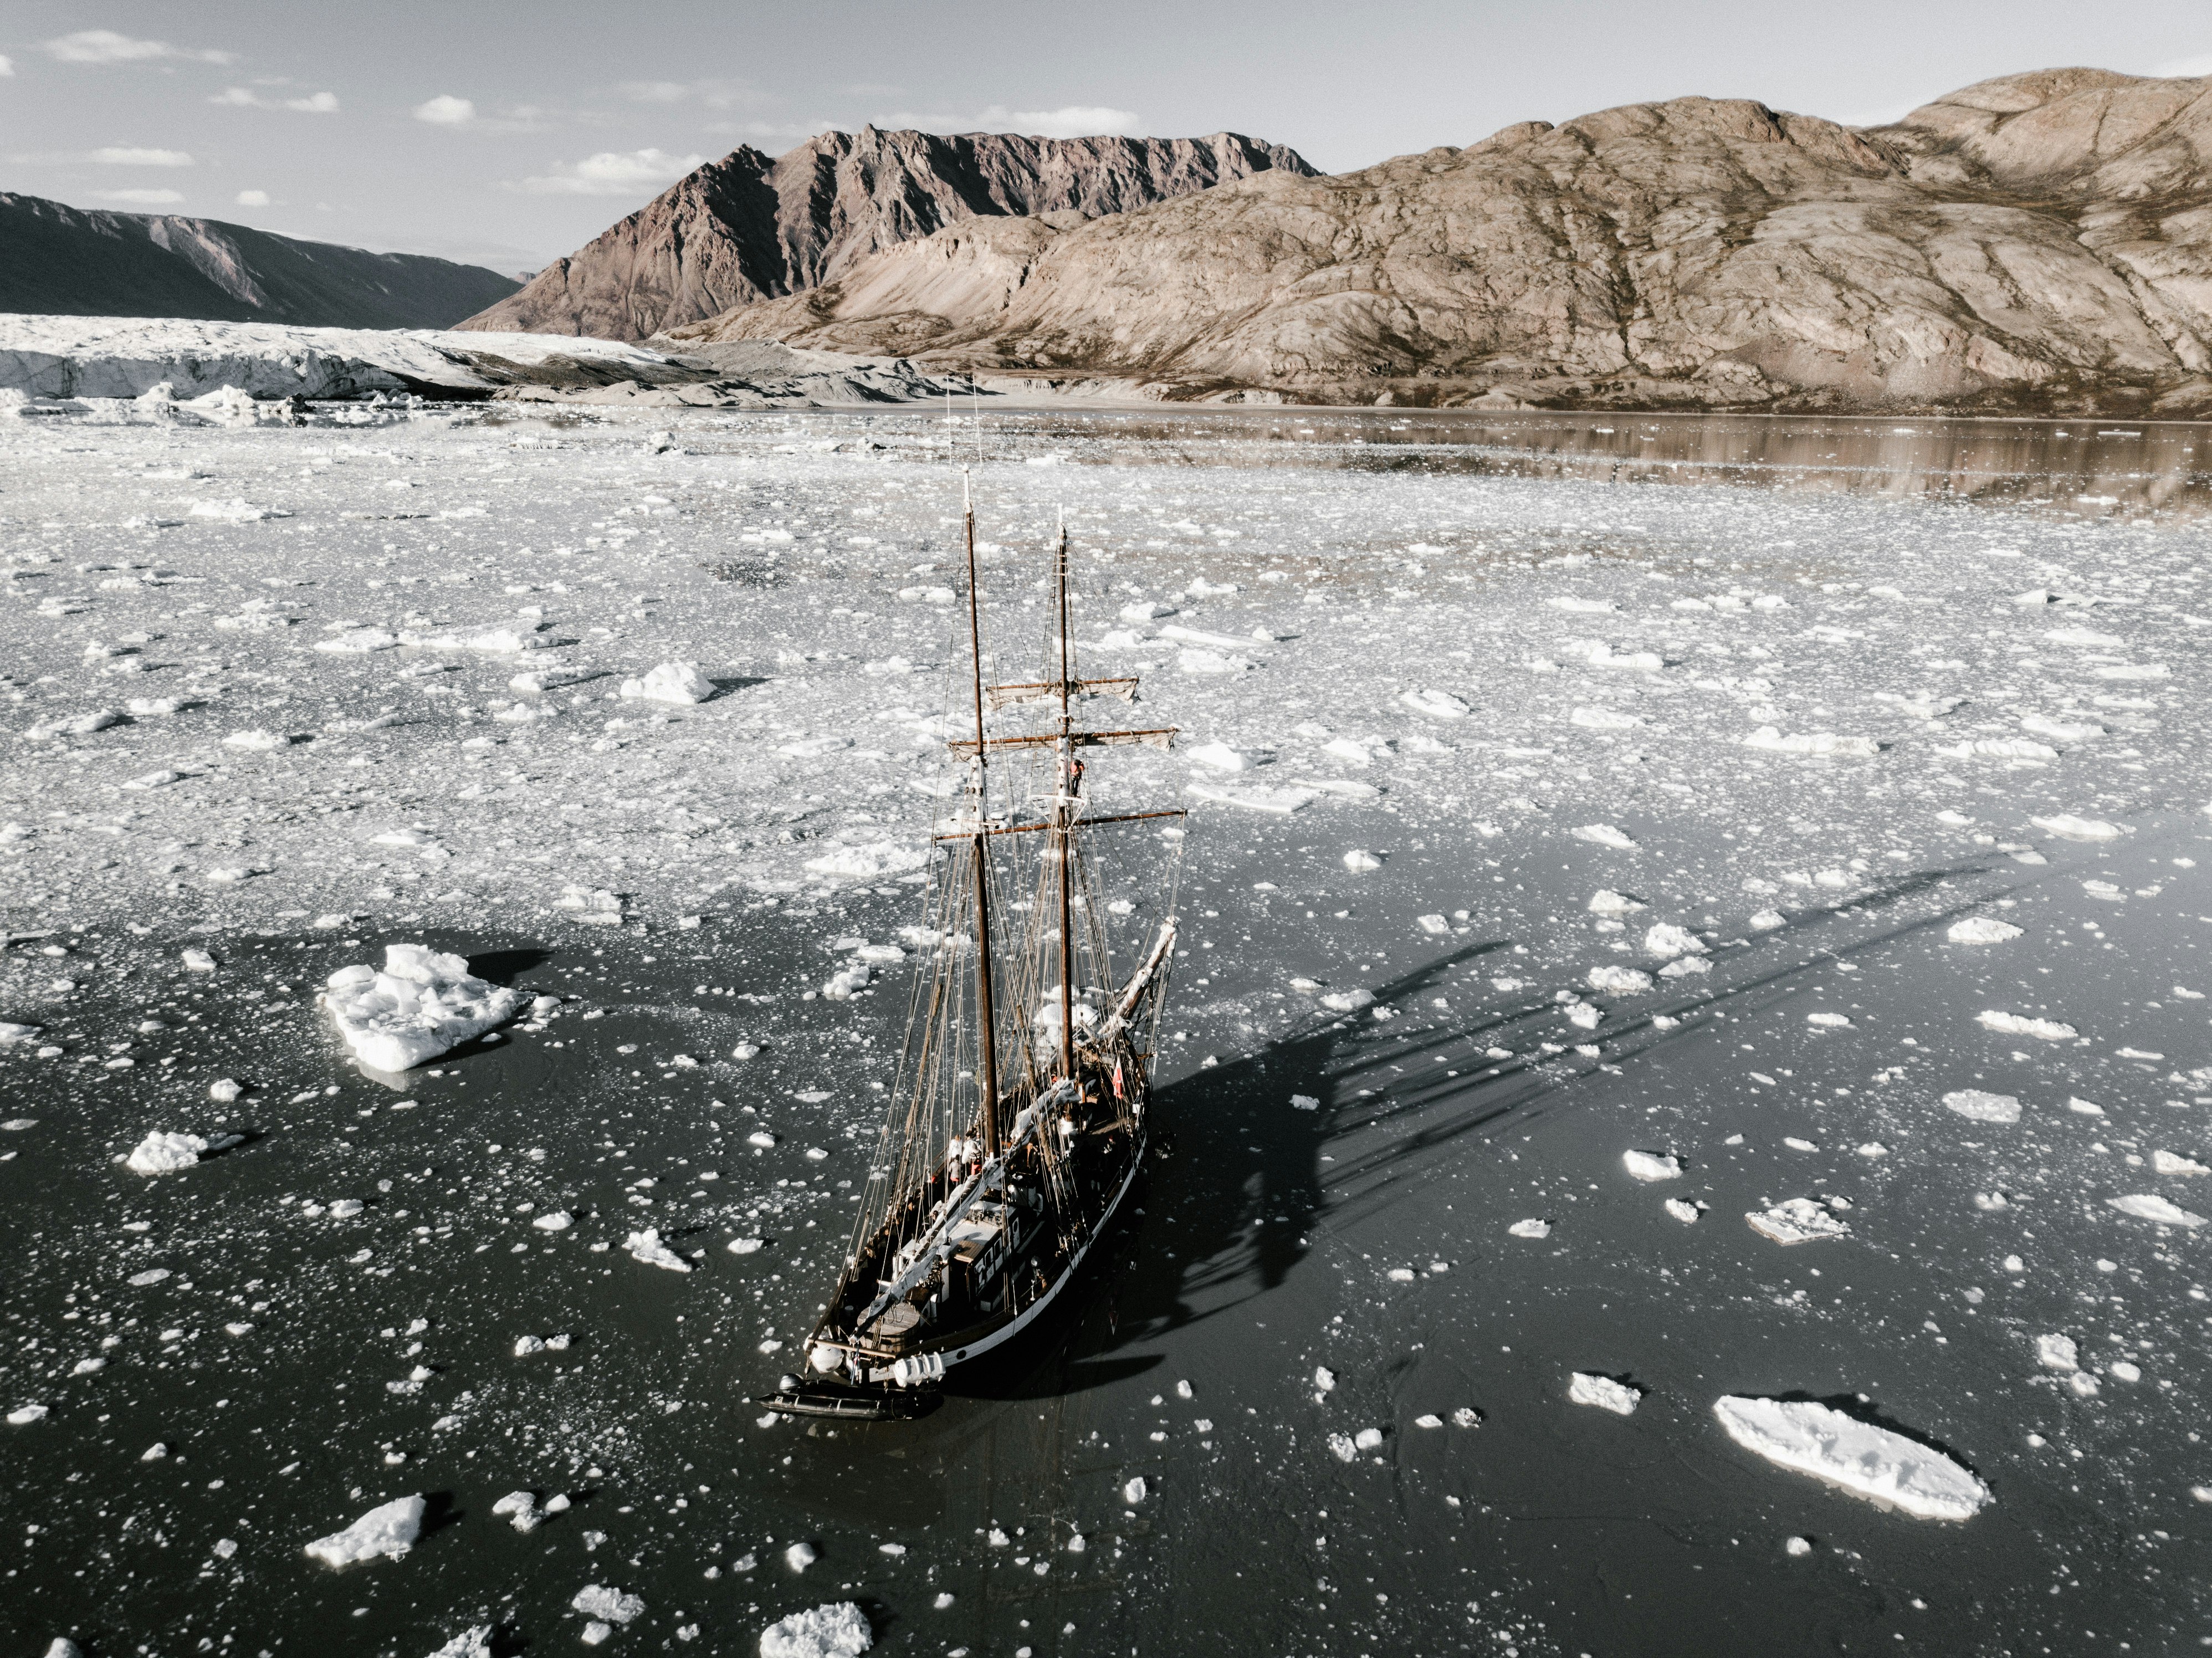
[
  {"xmin": 0, "ymin": 193, "xmax": 522, "ymax": 330},
  {"xmin": 668, "ymin": 70, "xmax": 2212, "ymax": 416},
  {"xmin": 455, "ymin": 127, "xmax": 1314, "ymax": 340}
]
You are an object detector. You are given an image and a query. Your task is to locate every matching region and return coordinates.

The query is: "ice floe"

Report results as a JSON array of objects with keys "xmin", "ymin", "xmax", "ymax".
[
  {"xmin": 1711, "ymin": 1397, "xmax": 1990, "ymax": 1521},
  {"xmin": 619, "ymin": 661, "xmax": 713, "ymax": 704},
  {"xmin": 759, "ymin": 1602, "xmax": 872, "ymax": 1658},
  {"xmin": 125, "ymin": 1131, "xmax": 208, "ymax": 1175},
  {"xmin": 1622, "ymin": 1150, "xmax": 1681, "ymax": 1182},
  {"xmin": 1943, "ymin": 1089, "xmax": 2021, "ymax": 1124},
  {"xmin": 1747, "ymin": 1199, "xmax": 1851, "ymax": 1244},
  {"xmin": 321, "ymin": 944, "xmax": 524, "ymax": 1073},
  {"xmin": 304, "ymin": 1495, "xmax": 424, "ymax": 1567},
  {"xmin": 1948, "ymin": 917, "xmax": 2023, "ymax": 944},
  {"xmin": 1977, "ymin": 1011, "xmax": 2076, "ymax": 1041},
  {"xmin": 626, "ymin": 1228, "xmax": 693, "ymax": 1271},
  {"xmin": 2107, "ymin": 1194, "xmax": 2206, "ymax": 1228},
  {"xmin": 1569, "ymin": 1373, "xmax": 1642, "ymax": 1415}
]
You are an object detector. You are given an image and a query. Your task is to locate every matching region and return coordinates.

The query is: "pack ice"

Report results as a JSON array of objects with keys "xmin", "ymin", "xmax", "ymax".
[
  {"xmin": 1712, "ymin": 1396, "xmax": 1991, "ymax": 1521},
  {"xmin": 321, "ymin": 944, "xmax": 524, "ymax": 1073}
]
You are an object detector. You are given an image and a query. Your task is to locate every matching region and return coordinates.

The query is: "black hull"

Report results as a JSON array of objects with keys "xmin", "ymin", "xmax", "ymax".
[{"xmin": 753, "ymin": 1381, "xmax": 940, "ymax": 1422}]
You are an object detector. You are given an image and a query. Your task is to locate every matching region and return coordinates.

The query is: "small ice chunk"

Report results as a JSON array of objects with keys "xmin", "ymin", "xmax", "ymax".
[
  {"xmin": 803, "ymin": 840, "xmax": 926, "ymax": 881},
  {"xmin": 572, "ymin": 1585, "xmax": 644, "ymax": 1624},
  {"xmin": 1588, "ymin": 890, "xmax": 1645, "ymax": 915},
  {"xmin": 1508, "ymin": 1217, "xmax": 1552, "ymax": 1239},
  {"xmin": 1400, "ymin": 687, "xmax": 1470, "ymax": 720},
  {"xmin": 2036, "ymin": 1333, "xmax": 2078, "ymax": 1371},
  {"xmin": 1713, "ymin": 1397, "xmax": 1990, "ymax": 1520},
  {"xmin": 1313, "ymin": 1366, "xmax": 1336, "ymax": 1393},
  {"xmin": 1976, "ymin": 1011, "xmax": 2076, "ymax": 1042},
  {"xmin": 426, "ymin": 1628, "xmax": 493, "ymax": 1658},
  {"xmin": 1571, "ymin": 824, "xmax": 1637, "ymax": 850},
  {"xmin": 1318, "ymin": 987, "xmax": 1375, "ymax": 1013},
  {"xmin": 181, "ymin": 948, "xmax": 218, "ymax": 973},
  {"xmin": 531, "ymin": 1210, "xmax": 573, "ymax": 1232},
  {"xmin": 1744, "ymin": 727, "xmax": 1880, "ymax": 757},
  {"xmin": 1643, "ymin": 923, "xmax": 1707, "ymax": 960},
  {"xmin": 491, "ymin": 1490, "xmax": 541, "ymax": 1532},
  {"xmin": 728, "ymin": 1236, "xmax": 765, "ymax": 1254},
  {"xmin": 2153, "ymin": 1151, "xmax": 2210, "ymax": 1176},
  {"xmin": 1415, "ymin": 1413, "xmax": 1444, "ymax": 1429},
  {"xmin": 626, "ymin": 1228, "xmax": 693, "ymax": 1271},
  {"xmin": 1746, "ymin": 1199, "xmax": 1850, "ymax": 1244},
  {"xmin": 304, "ymin": 1495, "xmax": 425, "ymax": 1566},
  {"xmin": 1568, "ymin": 1373, "xmax": 1641, "ymax": 1415},
  {"xmin": 2029, "ymin": 815, "xmax": 2125, "ymax": 842},
  {"xmin": 1664, "ymin": 1198, "xmax": 1701, "ymax": 1224},
  {"xmin": 1341, "ymin": 849, "xmax": 1383, "ymax": 873},
  {"xmin": 1622, "ymin": 1150, "xmax": 1681, "ymax": 1182},
  {"xmin": 1785, "ymin": 1537, "xmax": 1813, "ymax": 1557},
  {"xmin": 758, "ymin": 1601, "xmax": 872, "ymax": 1658},
  {"xmin": 513, "ymin": 1335, "xmax": 546, "ymax": 1357},
  {"xmin": 1748, "ymin": 909, "xmax": 1785, "ymax": 930},
  {"xmin": 1185, "ymin": 741, "xmax": 1250, "ymax": 772},
  {"xmin": 1588, "ymin": 965, "xmax": 1653, "ymax": 994},
  {"xmin": 1948, "ymin": 917, "xmax": 2022, "ymax": 944},
  {"xmin": 2108, "ymin": 1194, "xmax": 2207, "ymax": 1227},
  {"xmin": 8, "ymin": 1404, "xmax": 49, "ymax": 1425},
  {"xmin": 126, "ymin": 1130, "xmax": 208, "ymax": 1175},
  {"xmin": 1124, "ymin": 1476, "xmax": 1148, "ymax": 1503},
  {"xmin": 619, "ymin": 662, "xmax": 713, "ymax": 704},
  {"xmin": 1417, "ymin": 913, "xmax": 1450, "ymax": 935}
]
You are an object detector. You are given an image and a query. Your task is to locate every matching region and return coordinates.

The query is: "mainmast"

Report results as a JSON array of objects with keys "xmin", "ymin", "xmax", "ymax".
[
  {"xmin": 961, "ymin": 471, "xmax": 1003, "ymax": 1159},
  {"xmin": 1053, "ymin": 514, "xmax": 1077, "ymax": 1082}
]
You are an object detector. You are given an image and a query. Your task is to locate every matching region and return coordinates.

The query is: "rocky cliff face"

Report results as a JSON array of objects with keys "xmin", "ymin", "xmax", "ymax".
[
  {"xmin": 0, "ymin": 193, "xmax": 521, "ymax": 330},
  {"xmin": 455, "ymin": 127, "xmax": 1314, "ymax": 340},
  {"xmin": 667, "ymin": 70, "xmax": 2212, "ymax": 416}
]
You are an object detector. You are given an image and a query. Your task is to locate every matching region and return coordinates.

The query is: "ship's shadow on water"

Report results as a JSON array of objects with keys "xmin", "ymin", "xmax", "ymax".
[{"xmin": 951, "ymin": 852, "xmax": 2016, "ymax": 1403}]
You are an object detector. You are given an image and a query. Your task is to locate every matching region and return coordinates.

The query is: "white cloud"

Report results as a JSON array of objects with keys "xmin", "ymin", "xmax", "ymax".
[
  {"xmin": 879, "ymin": 104, "xmax": 1144, "ymax": 140},
  {"xmin": 213, "ymin": 86, "xmax": 340, "ymax": 113},
  {"xmin": 413, "ymin": 94, "xmax": 478, "ymax": 127},
  {"xmin": 519, "ymin": 147, "xmax": 705, "ymax": 195},
  {"xmin": 2153, "ymin": 52, "xmax": 2212, "ymax": 79},
  {"xmin": 90, "ymin": 146, "xmax": 196, "ymax": 167},
  {"xmin": 0, "ymin": 54, "xmax": 15, "ymax": 77},
  {"xmin": 47, "ymin": 29, "xmax": 233, "ymax": 65},
  {"xmin": 235, "ymin": 189, "xmax": 271, "ymax": 207},
  {"xmin": 94, "ymin": 188, "xmax": 186, "ymax": 206}
]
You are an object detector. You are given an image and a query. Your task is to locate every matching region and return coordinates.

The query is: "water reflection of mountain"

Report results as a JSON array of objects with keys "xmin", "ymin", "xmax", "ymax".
[{"xmin": 1032, "ymin": 409, "xmax": 2212, "ymax": 521}]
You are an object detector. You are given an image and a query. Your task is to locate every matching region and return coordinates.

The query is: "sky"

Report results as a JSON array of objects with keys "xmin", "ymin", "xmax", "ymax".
[{"xmin": 3, "ymin": 0, "xmax": 2209, "ymax": 275}]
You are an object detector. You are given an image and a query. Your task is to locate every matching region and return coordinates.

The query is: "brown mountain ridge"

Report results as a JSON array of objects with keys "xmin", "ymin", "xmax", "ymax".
[
  {"xmin": 457, "ymin": 127, "xmax": 1313, "ymax": 341},
  {"xmin": 664, "ymin": 69, "xmax": 2212, "ymax": 416}
]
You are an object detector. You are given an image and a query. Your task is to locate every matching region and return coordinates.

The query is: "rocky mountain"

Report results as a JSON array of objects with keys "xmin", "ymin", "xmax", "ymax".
[
  {"xmin": 667, "ymin": 70, "xmax": 2212, "ymax": 416},
  {"xmin": 0, "ymin": 193, "xmax": 521, "ymax": 330},
  {"xmin": 455, "ymin": 127, "xmax": 1314, "ymax": 340}
]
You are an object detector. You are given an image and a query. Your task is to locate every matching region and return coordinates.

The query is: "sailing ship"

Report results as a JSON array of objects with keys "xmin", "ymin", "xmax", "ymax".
[{"xmin": 760, "ymin": 477, "xmax": 1186, "ymax": 1420}]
